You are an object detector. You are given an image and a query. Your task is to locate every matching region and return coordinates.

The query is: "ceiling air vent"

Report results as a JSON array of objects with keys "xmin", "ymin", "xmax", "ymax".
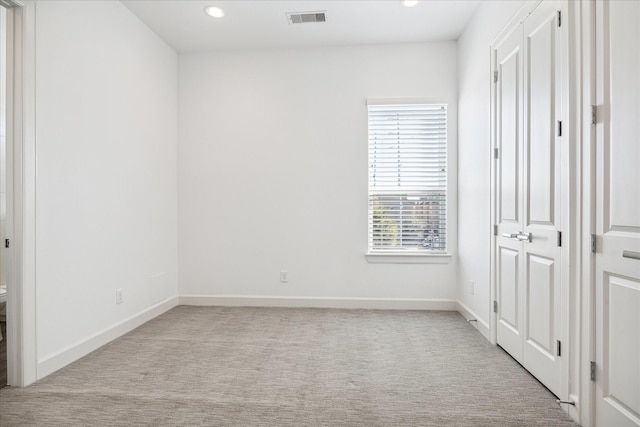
[{"xmin": 286, "ymin": 11, "xmax": 327, "ymax": 24}]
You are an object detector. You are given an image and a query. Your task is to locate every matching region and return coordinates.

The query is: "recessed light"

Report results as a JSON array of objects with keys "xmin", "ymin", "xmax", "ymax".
[
  {"xmin": 204, "ymin": 6, "xmax": 225, "ymax": 18},
  {"xmin": 402, "ymin": 0, "xmax": 419, "ymax": 7}
]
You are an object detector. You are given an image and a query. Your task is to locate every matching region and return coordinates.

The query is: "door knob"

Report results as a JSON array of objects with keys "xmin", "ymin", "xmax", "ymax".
[
  {"xmin": 516, "ymin": 232, "xmax": 532, "ymax": 242},
  {"xmin": 502, "ymin": 233, "xmax": 518, "ymax": 239}
]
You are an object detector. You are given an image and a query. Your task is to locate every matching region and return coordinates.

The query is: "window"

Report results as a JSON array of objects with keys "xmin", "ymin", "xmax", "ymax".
[{"xmin": 368, "ymin": 103, "xmax": 447, "ymax": 254}]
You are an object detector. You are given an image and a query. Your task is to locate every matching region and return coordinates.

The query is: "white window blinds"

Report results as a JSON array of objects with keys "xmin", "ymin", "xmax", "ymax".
[{"xmin": 368, "ymin": 103, "xmax": 447, "ymax": 253}]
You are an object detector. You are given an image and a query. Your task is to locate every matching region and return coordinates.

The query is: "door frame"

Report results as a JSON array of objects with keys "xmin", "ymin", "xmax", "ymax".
[
  {"xmin": 3, "ymin": 0, "xmax": 36, "ymax": 387},
  {"xmin": 489, "ymin": 0, "xmax": 572, "ymax": 405},
  {"xmin": 578, "ymin": 0, "xmax": 595, "ymax": 425}
]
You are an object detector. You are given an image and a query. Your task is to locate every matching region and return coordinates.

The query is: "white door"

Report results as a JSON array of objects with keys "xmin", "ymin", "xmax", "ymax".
[
  {"xmin": 495, "ymin": 21, "xmax": 524, "ymax": 364},
  {"xmin": 494, "ymin": 0, "xmax": 565, "ymax": 398},
  {"xmin": 520, "ymin": 1, "xmax": 564, "ymax": 397},
  {"xmin": 594, "ymin": 1, "xmax": 640, "ymax": 425}
]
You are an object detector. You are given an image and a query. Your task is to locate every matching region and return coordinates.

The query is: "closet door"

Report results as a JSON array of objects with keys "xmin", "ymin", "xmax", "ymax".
[
  {"xmin": 495, "ymin": 22, "xmax": 525, "ymax": 364},
  {"xmin": 520, "ymin": 0, "xmax": 564, "ymax": 398},
  {"xmin": 494, "ymin": 0, "xmax": 565, "ymax": 399},
  {"xmin": 594, "ymin": 0, "xmax": 640, "ymax": 425}
]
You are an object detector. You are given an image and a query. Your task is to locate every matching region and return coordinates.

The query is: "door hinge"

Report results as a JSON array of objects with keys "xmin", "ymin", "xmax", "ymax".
[
  {"xmin": 494, "ymin": 70, "xmax": 498, "ymax": 83},
  {"xmin": 590, "ymin": 361, "xmax": 596, "ymax": 381},
  {"xmin": 494, "ymin": 225, "xmax": 498, "ymax": 236},
  {"xmin": 557, "ymin": 120, "xmax": 563, "ymax": 137},
  {"xmin": 591, "ymin": 105, "xmax": 597, "ymax": 125},
  {"xmin": 591, "ymin": 234, "xmax": 597, "ymax": 253},
  {"xmin": 556, "ymin": 340, "xmax": 561, "ymax": 357},
  {"xmin": 493, "ymin": 300, "xmax": 498, "ymax": 313},
  {"xmin": 4, "ymin": 239, "xmax": 8, "ymax": 248},
  {"xmin": 557, "ymin": 231, "xmax": 562, "ymax": 247},
  {"xmin": 558, "ymin": 10, "xmax": 561, "ymax": 27},
  {"xmin": 494, "ymin": 148, "xmax": 499, "ymax": 159}
]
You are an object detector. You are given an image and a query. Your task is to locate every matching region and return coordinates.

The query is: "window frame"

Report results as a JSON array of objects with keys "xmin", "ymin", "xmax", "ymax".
[{"xmin": 365, "ymin": 98, "xmax": 453, "ymax": 264}]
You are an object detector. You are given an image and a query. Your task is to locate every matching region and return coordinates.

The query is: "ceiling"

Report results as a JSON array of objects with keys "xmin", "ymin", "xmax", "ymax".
[{"xmin": 122, "ymin": 0, "xmax": 482, "ymax": 53}]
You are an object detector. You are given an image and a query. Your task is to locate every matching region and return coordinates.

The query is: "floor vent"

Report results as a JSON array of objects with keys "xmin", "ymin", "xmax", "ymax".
[{"xmin": 286, "ymin": 11, "xmax": 327, "ymax": 24}]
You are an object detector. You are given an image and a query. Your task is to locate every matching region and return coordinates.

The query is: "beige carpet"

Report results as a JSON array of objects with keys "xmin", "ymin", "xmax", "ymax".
[{"xmin": 0, "ymin": 307, "xmax": 578, "ymax": 426}]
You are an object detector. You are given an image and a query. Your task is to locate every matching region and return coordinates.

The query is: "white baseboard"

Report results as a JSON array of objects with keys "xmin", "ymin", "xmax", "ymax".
[
  {"xmin": 456, "ymin": 300, "xmax": 491, "ymax": 341},
  {"xmin": 179, "ymin": 295, "xmax": 458, "ymax": 311},
  {"xmin": 37, "ymin": 296, "xmax": 179, "ymax": 380}
]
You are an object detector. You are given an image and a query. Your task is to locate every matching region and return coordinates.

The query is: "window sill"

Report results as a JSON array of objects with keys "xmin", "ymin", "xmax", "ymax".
[{"xmin": 365, "ymin": 253, "xmax": 452, "ymax": 264}]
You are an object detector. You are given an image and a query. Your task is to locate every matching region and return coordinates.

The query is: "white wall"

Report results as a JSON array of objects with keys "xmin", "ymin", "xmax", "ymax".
[
  {"xmin": 35, "ymin": 1, "xmax": 178, "ymax": 365},
  {"xmin": 457, "ymin": 0, "xmax": 526, "ymax": 334},
  {"xmin": 178, "ymin": 42, "xmax": 458, "ymax": 303}
]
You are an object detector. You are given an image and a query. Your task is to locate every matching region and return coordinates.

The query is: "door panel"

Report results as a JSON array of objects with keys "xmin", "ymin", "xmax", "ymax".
[
  {"xmin": 595, "ymin": 1, "xmax": 640, "ymax": 425},
  {"xmin": 499, "ymin": 46, "xmax": 521, "ymax": 224},
  {"xmin": 527, "ymin": 254, "xmax": 554, "ymax": 356},
  {"xmin": 499, "ymin": 247, "xmax": 519, "ymax": 331},
  {"xmin": 521, "ymin": 1, "xmax": 563, "ymax": 398},
  {"xmin": 605, "ymin": 275, "xmax": 640, "ymax": 421},
  {"xmin": 607, "ymin": 0, "xmax": 640, "ymax": 230},
  {"xmin": 526, "ymin": 15, "xmax": 555, "ymax": 226},
  {"xmin": 495, "ymin": 23, "xmax": 524, "ymax": 364},
  {"xmin": 497, "ymin": 244, "xmax": 521, "ymax": 360}
]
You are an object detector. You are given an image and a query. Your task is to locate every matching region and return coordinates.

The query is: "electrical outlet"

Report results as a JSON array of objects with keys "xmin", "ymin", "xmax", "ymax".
[
  {"xmin": 469, "ymin": 281, "xmax": 475, "ymax": 295},
  {"xmin": 280, "ymin": 270, "xmax": 289, "ymax": 283},
  {"xmin": 116, "ymin": 288, "xmax": 124, "ymax": 305}
]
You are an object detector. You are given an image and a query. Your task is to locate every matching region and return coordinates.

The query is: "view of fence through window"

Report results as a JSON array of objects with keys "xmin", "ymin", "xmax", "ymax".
[{"xmin": 368, "ymin": 103, "xmax": 447, "ymax": 253}]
